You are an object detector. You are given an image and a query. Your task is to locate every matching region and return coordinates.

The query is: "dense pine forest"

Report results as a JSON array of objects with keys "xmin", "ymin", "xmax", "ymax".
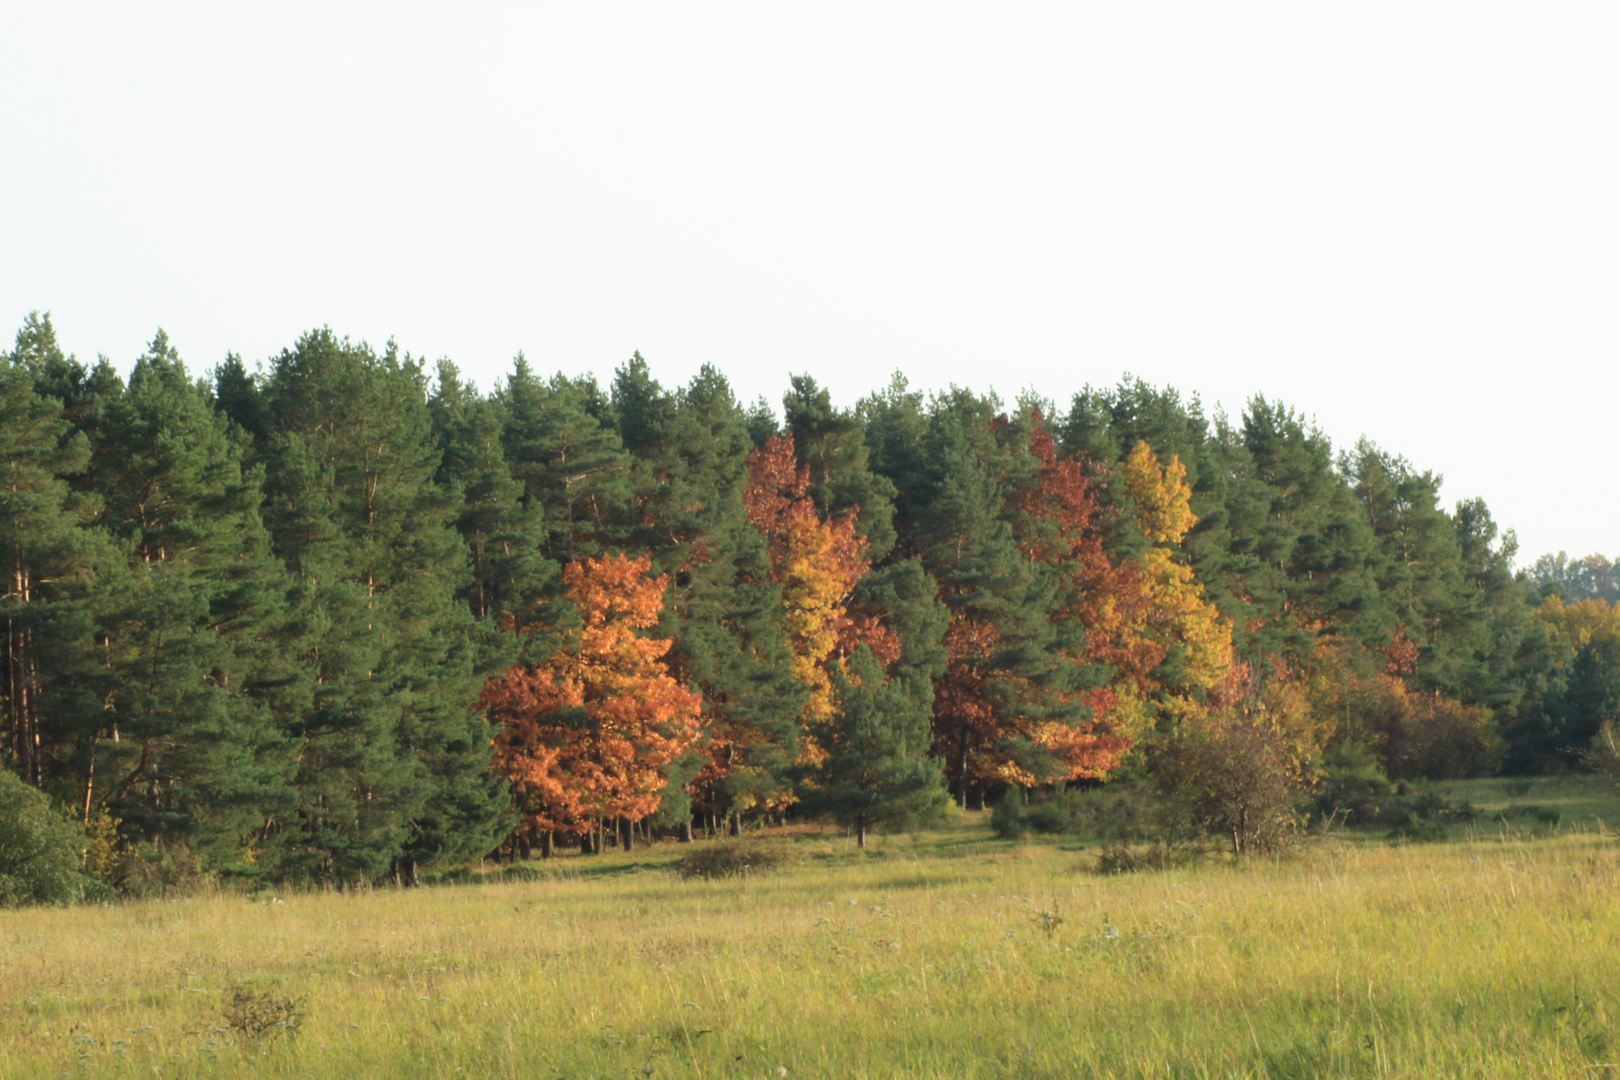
[{"xmin": 3, "ymin": 311, "xmax": 1617, "ymax": 893}]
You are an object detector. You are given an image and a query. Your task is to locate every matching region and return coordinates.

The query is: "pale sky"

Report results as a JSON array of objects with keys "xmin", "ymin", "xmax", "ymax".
[{"xmin": 2, "ymin": 4, "xmax": 1615, "ymax": 563}]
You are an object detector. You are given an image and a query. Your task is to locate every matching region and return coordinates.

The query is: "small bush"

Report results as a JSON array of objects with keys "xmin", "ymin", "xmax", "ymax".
[
  {"xmin": 1586, "ymin": 721, "xmax": 1620, "ymax": 792},
  {"xmin": 1313, "ymin": 741, "xmax": 1392, "ymax": 826},
  {"xmin": 0, "ymin": 770, "xmax": 107, "ymax": 907},
  {"xmin": 1094, "ymin": 838, "xmax": 1207, "ymax": 875},
  {"xmin": 1024, "ymin": 801, "xmax": 1068, "ymax": 835},
  {"xmin": 1155, "ymin": 720, "xmax": 1301, "ymax": 857},
  {"xmin": 989, "ymin": 793, "xmax": 1030, "ymax": 839},
  {"xmin": 1380, "ymin": 789, "xmax": 1477, "ymax": 840},
  {"xmin": 675, "ymin": 841, "xmax": 794, "ymax": 881}
]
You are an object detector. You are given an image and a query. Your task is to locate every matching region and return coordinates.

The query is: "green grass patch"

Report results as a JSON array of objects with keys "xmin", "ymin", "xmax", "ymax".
[{"xmin": 2, "ymin": 809, "xmax": 1619, "ymax": 1077}]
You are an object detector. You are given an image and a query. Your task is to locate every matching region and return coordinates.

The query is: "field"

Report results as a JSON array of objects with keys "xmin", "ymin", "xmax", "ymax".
[{"xmin": 3, "ymin": 778, "xmax": 1619, "ymax": 1079}]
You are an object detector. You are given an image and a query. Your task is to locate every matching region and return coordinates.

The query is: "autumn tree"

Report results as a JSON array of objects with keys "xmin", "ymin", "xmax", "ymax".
[
  {"xmin": 1115, "ymin": 440, "xmax": 1233, "ymax": 712},
  {"xmin": 879, "ymin": 393, "xmax": 1089, "ymax": 805},
  {"xmin": 1011, "ymin": 416, "xmax": 1139, "ymax": 780},
  {"xmin": 743, "ymin": 434, "xmax": 870, "ymax": 724},
  {"xmin": 483, "ymin": 553, "xmax": 702, "ymax": 850}
]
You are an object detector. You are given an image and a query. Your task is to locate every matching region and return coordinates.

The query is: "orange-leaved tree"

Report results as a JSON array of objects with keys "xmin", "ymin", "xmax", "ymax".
[
  {"xmin": 743, "ymin": 434, "xmax": 879, "ymax": 724},
  {"xmin": 481, "ymin": 553, "xmax": 702, "ymax": 843},
  {"xmin": 1011, "ymin": 415, "xmax": 1139, "ymax": 779}
]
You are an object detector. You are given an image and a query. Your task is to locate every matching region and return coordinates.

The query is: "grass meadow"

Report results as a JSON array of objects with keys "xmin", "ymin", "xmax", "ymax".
[{"xmin": 3, "ymin": 777, "xmax": 1619, "ymax": 1079}]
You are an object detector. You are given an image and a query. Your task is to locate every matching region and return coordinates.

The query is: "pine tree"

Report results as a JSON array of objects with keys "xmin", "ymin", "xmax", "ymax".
[
  {"xmin": 614, "ymin": 357, "xmax": 804, "ymax": 824},
  {"xmin": 499, "ymin": 356, "xmax": 632, "ymax": 563},
  {"xmin": 9, "ymin": 312, "xmax": 123, "ymax": 463},
  {"xmin": 904, "ymin": 394, "xmax": 1088, "ymax": 804},
  {"xmin": 1343, "ymin": 440, "xmax": 1485, "ymax": 696},
  {"xmin": 794, "ymin": 646, "xmax": 947, "ymax": 847},
  {"xmin": 429, "ymin": 360, "xmax": 557, "ymax": 643},
  {"xmin": 1, "ymin": 326, "xmax": 118, "ymax": 797},
  {"xmin": 85, "ymin": 331, "xmax": 295, "ymax": 871},
  {"xmin": 253, "ymin": 331, "xmax": 508, "ymax": 883},
  {"xmin": 783, "ymin": 375, "xmax": 898, "ymax": 562}
]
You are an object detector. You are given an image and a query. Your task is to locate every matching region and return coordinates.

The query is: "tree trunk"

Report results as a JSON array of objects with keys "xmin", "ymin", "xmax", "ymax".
[
  {"xmin": 542, "ymin": 830, "xmax": 554, "ymax": 859},
  {"xmin": 678, "ymin": 821, "xmax": 693, "ymax": 844},
  {"xmin": 580, "ymin": 831, "xmax": 593, "ymax": 855},
  {"xmin": 620, "ymin": 817, "xmax": 634, "ymax": 851},
  {"xmin": 517, "ymin": 831, "xmax": 532, "ymax": 860},
  {"xmin": 856, "ymin": 822, "xmax": 867, "ymax": 848},
  {"xmin": 957, "ymin": 738, "xmax": 970, "ymax": 808},
  {"xmin": 729, "ymin": 812, "xmax": 741, "ymax": 838}
]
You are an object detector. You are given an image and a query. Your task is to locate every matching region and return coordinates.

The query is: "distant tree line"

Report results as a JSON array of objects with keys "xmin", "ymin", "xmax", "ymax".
[{"xmin": 2, "ymin": 312, "xmax": 1615, "ymax": 889}]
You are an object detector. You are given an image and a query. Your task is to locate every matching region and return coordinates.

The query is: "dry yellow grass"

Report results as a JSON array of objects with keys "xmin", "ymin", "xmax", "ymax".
[{"xmin": 2, "ymin": 821, "xmax": 1619, "ymax": 1078}]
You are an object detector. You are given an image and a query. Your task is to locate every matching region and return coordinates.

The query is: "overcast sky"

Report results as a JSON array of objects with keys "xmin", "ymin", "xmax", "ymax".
[{"xmin": 2, "ymin": 4, "xmax": 1615, "ymax": 564}]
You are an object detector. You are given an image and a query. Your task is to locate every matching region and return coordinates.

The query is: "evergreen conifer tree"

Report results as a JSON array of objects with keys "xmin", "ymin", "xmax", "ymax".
[
  {"xmin": 429, "ymin": 360, "xmax": 558, "ymax": 649},
  {"xmin": 84, "ymin": 331, "xmax": 295, "ymax": 871},
  {"xmin": 252, "ymin": 331, "xmax": 508, "ymax": 882},
  {"xmin": 1, "ymin": 326, "xmax": 118, "ymax": 796},
  {"xmin": 499, "ymin": 356, "xmax": 632, "ymax": 563},
  {"xmin": 614, "ymin": 357, "xmax": 804, "ymax": 823},
  {"xmin": 794, "ymin": 646, "xmax": 946, "ymax": 847},
  {"xmin": 783, "ymin": 374, "xmax": 898, "ymax": 562}
]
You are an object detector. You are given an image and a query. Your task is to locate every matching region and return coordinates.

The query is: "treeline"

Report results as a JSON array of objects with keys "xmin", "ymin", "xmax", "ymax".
[{"xmin": 3, "ymin": 312, "xmax": 1616, "ymax": 889}]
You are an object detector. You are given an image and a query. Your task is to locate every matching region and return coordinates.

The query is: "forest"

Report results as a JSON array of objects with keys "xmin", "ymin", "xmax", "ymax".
[{"xmin": 3, "ymin": 310, "xmax": 1618, "ymax": 897}]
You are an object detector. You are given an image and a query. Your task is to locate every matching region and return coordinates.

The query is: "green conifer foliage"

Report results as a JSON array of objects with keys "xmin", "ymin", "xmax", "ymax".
[
  {"xmin": 783, "ymin": 374, "xmax": 898, "ymax": 562},
  {"xmin": 1, "ymin": 329, "xmax": 118, "ymax": 797},
  {"xmin": 499, "ymin": 355, "xmax": 633, "ymax": 563},
  {"xmin": 901, "ymin": 393, "xmax": 1088, "ymax": 803},
  {"xmin": 614, "ymin": 358, "xmax": 804, "ymax": 820},
  {"xmin": 794, "ymin": 646, "xmax": 947, "ymax": 847},
  {"xmin": 1342, "ymin": 441, "xmax": 1486, "ymax": 696},
  {"xmin": 253, "ymin": 331, "xmax": 508, "ymax": 883},
  {"xmin": 79, "ymin": 331, "xmax": 296, "ymax": 873},
  {"xmin": 429, "ymin": 360, "xmax": 558, "ymax": 642}
]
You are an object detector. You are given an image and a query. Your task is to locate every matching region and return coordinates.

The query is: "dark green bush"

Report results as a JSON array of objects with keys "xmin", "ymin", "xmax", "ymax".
[
  {"xmin": 675, "ymin": 841, "xmax": 794, "ymax": 880},
  {"xmin": 1379, "ymin": 787, "xmax": 1477, "ymax": 840},
  {"xmin": 989, "ymin": 792, "xmax": 1031, "ymax": 839},
  {"xmin": 0, "ymin": 770, "xmax": 107, "ymax": 907},
  {"xmin": 1313, "ymin": 741, "xmax": 1392, "ymax": 826}
]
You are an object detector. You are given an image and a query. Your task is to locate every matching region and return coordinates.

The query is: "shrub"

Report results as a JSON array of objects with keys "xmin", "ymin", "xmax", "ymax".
[
  {"xmin": 1155, "ymin": 720, "xmax": 1301, "ymax": 857},
  {"xmin": 0, "ymin": 770, "xmax": 106, "ymax": 907},
  {"xmin": 674, "ymin": 841, "xmax": 794, "ymax": 881},
  {"xmin": 1587, "ymin": 721, "xmax": 1620, "ymax": 792},
  {"xmin": 1093, "ymin": 838, "xmax": 1207, "ymax": 875},
  {"xmin": 1377, "ymin": 787, "xmax": 1477, "ymax": 840},
  {"xmin": 989, "ymin": 792, "xmax": 1031, "ymax": 839},
  {"xmin": 1313, "ymin": 741, "xmax": 1391, "ymax": 826}
]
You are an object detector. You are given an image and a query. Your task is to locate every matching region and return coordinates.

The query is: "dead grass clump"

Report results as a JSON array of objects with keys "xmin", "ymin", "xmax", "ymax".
[{"xmin": 221, "ymin": 984, "xmax": 305, "ymax": 1043}]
